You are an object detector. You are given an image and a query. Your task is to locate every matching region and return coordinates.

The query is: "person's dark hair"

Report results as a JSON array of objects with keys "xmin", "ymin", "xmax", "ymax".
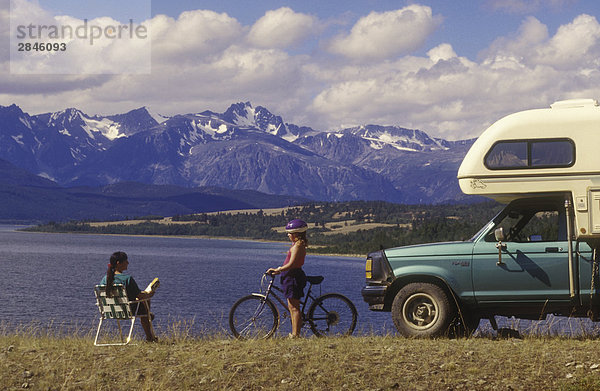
[
  {"xmin": 106, "ymin": 251, "xmax": 128, "ymax": 297},
  {"xmin": 293, "ymin": 231, "xmax": 308, "ymax": 247}
]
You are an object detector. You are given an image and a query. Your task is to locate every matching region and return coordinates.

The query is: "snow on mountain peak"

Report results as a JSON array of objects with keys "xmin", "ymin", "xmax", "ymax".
[
  {"xmin": 346, "ymin": 125, "xmax": 448, "ymax": 152},
  {"xmin": 216, "ymin": 124, "xmax": 228, "ymax": 134},
  {"xmin": 144, "ymin": 106, "xmax": 169, "ymax": 124},
  {"xmin": 81, "ymin": 116, "xmax": 124, "ymax": 141},
  {"xmin": 224, "ymin": 102, "xmax": 256, "ymax": 127},
  {"xmin": 219, "ymin": 102, "xmax": 303, "ymax": 141},
  {"xmin": 19, "ymin": 116, "xmax": 32, "ymax": 129},
  {"xmin": 43, "ymin": 108, "xmax": 118, "ymax": 140},
  {"xmin": 50, "ymin": 108, "xmax": 83, "ymax": 123},
  {"xmin": 233, "ymin": 107, "xmax": 256, "ymax": 127}
]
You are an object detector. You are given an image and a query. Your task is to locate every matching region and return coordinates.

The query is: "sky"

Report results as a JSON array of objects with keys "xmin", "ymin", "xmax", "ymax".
[{"xmin": 1, "ymin": 0, "xmax": 600, "ymax": 140}]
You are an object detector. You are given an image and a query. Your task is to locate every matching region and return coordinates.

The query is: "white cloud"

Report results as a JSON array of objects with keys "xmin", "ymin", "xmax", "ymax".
[
  {"xmin": 4, "ymin": 3, "xmax": 600, "ymax": 142},
  {"xmin": 327, "ymin": 5, "xmax": 442, "ymax": 61},
  {"xmin": 427, "ymin": 43, "xmax": 457, "ymax": 62},
  {"xmin": 483, "ymin": 16, "xmax": 549, "ymax": 59},
  {"xmin": 307, "ymin": 11, "xmax": 600, "ymax": 139},
  {"xmin": 533, "ymin": 14, "xmax": 600, "ymax": 69},
  {"xmin": 8, "ymin": 0, "xmax": 151, "ymax": 74},
  {"xmin": 247, "ymin": 7, "xmax": 317, "ymax": 49},
  {"xmin": 0, "ymin": 3, "xmax": 10, "ymax": 63},
  {"xmin": 483, "ymin": 14, "xmax": 600, "ymax": 70},
  {"xmin": 151, "ymin": 10, "xmax": 243, "ymax": 62},
  {"xmin": 308, "ymin": 56, "xmax": 484, "ymax": 137}
]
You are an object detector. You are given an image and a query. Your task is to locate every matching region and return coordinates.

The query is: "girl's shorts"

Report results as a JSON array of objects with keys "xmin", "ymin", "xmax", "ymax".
[
  {"xmin": 130, "ymin": 301, "xmax": 149, "ymax": 315},
  {"xmin": 280, "ymin": 268, "xmax": 307, "ymax": 300}
]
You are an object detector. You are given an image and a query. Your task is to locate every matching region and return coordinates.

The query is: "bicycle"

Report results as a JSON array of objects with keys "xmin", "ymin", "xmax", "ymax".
[{"xmin": 229, "ymin": 273, "xmax": 358, "ymax": 339}]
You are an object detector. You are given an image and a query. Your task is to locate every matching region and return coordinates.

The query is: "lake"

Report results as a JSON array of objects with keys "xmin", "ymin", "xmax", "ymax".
[
  {"xmin": 2, "ymin": 225, "xmax": 597, "ymax": 339},
  {"xmin": 0, "ymin": 225, "xmax": 395, "ymax": 337}
]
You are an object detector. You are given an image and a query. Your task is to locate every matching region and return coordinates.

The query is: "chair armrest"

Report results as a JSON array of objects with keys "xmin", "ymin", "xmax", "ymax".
[{"xmin": 126, "ymin": 297, "xmax": 152, "ymax": 317}]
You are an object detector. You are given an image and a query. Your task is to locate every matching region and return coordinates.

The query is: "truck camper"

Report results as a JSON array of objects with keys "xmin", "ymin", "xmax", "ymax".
[
  {"xmin": 362, "ymin": 99, "xmax": 600, "ymax": 337},
  {"xmin": 458, "ymin": 98, "xmax": 600, "ymax": 241}
]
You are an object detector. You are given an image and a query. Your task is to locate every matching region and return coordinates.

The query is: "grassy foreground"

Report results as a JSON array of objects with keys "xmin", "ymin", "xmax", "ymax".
[{"xmin": 2, "ymin": 333, "xmax": 600, "ymax": 391}]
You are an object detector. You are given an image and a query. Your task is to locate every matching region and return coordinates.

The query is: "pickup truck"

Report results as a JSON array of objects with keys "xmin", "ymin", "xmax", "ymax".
[{"xmin": 362, "ymin": 100, "xmax": 600, "ymax": 337}]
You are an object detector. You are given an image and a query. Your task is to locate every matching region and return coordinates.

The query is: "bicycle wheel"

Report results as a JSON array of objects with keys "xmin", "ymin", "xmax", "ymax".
[
  {"xmin": 229, "ymin": 295, "xmax": 279, "ymax": 339},
  {"xmin": 307, "ymin": 293, "xmax": 358, "ymax": 337}
]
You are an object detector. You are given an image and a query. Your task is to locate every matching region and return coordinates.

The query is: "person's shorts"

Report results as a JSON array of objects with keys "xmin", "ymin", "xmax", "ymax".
[
  {"xmin": 130, "ymin": 301, "xmax": 149, "ymax": 315},
  {"xmin": 280, "ymin": 268, "xmax": 307, "ymax": 300}
]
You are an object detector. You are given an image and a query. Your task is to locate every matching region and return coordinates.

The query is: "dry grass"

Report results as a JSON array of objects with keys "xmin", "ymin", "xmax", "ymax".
[
  {"xmin": 87, "ymin": 208, "xmax": 405, "ymax": 236},
  {"xmin": 88, "ymin": 217, "xmax": 197, "ymax": 227},
  {"xmin": 89, "ymin": 207, "xmax": 296, "ymax": 227},
  {"xmin": 2, "ymin": 328, "xmax": 600, "ymax": 391}
]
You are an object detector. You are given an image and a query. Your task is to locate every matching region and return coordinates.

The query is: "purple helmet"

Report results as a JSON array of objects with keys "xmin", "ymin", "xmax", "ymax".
[{"xmin": 285, "ymin": 219, "xmax": 308, "ymax": 233}]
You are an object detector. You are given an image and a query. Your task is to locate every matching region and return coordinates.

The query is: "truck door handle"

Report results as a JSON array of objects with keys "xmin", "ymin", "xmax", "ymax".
[{"xmin": 545, "ymin": 247, "xmax": 559, "ymax": 253}]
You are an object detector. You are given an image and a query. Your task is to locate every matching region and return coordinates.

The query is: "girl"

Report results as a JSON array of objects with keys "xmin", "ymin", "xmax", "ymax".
[
  {"xmin": 267, "ymin": 219, "xmax": 308, "ymax": 338},
  {"xmin": 100, "ymin": 251, "xmax": 157, "ymax": 342}
]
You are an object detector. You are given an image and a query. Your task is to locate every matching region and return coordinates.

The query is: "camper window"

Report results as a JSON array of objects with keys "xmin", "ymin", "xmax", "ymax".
[
  {"xmin": 485, "ymin": 141, "xmax": 527, "ymax": 168},
  {"xmin": 530, "ymin": 140, "xmax": 573, "ymax": 167},
  {"xmin": 484, "ymin": 138, "xmax": 574, "ymax": 170}
]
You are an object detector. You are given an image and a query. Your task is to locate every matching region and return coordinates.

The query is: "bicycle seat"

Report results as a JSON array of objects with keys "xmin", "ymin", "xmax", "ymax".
[{"xmin": 306, "ymin": 276, "xmax": 324, "ymax": 285}]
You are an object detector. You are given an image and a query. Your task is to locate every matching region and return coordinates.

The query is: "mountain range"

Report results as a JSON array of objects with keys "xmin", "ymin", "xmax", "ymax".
[
  {"xmin": 0, "ymin": 102, "xmax": 477, "ymax": 221},
  {"xmin": 0, "ymin": 157, "xmax": 310, "ymax": 223}
]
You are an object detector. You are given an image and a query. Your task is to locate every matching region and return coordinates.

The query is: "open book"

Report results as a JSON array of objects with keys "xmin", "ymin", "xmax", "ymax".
[{"xmin": 143, "ymin": 277, "xmax": 160, "ymax": 293}]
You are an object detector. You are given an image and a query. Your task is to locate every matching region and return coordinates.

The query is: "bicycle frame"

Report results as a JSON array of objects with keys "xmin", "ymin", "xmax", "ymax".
[
  {"xmin": 257, "ymin": 274, "xmax": 320, "ymax": 321},
  {"xmin": 230, "ymin": 273, "xmax": 358, "ymax": 338}
]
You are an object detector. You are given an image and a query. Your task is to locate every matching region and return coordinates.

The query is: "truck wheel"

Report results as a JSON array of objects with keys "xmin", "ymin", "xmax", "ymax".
[{"xmin": 391, "ymin": 282, "xmax": 456, "ymax": 338}]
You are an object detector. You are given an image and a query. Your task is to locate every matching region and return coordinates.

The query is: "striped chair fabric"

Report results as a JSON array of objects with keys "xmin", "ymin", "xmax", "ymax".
[
  {"xmin": 95, "ymin": 284, "xmax": 133, "ymax": 320},
  {"xmin": 94, "ymin": 284, "xmax": 151, "ymax": 346}
]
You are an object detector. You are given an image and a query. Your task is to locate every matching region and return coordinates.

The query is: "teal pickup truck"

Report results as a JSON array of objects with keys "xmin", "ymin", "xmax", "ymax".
[{"xmin": 362, "ymin": 100, "xmax": 600, "ymax": 337}]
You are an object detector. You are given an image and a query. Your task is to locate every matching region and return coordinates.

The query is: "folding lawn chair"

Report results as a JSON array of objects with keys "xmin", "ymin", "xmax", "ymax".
[{"xmin": 93, "ymin": 284, "xmax": 154, "ymax": 346}]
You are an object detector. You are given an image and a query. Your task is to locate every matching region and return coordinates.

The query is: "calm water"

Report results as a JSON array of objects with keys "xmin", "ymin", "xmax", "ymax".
[
  {"xmin": 2, "ymin": 225, "xmax": 595, "ymax": 338},
  {"xmin": 0, "ymin": 225, "xmax": 394, "ymax": 337}
]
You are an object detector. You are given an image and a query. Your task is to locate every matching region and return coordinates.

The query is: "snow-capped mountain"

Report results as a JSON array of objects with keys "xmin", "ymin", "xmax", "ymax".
[
  {"xmin": 0, "ymin": 102, "xmax": 476, "ymax": 203},
  {"xmin": 221, "ymin": 102, "xmax": 307, "ymax": 142},
  {"xmin": 140, "ymin": 106, "xmax": 170, "ymax": 125},
  {"xmin": 294, "ymin": 125, "xmax": 475, "ymax": 203},
  {"xmin": 0, "ymin": 104, "xmax": 41, "ymax": 174},
  {"xmin": 0, "ymin": 105, "xmax": 159, "ymax": 181},
  {"xmin": 341, "ymin": 125, "xmax": 450, "ymax": 151}
]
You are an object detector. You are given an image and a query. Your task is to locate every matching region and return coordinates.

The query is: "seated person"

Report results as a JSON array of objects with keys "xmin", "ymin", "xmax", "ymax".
[{"xmin": 100, "ymin": 251, "xmax": 157, "ymax": 342}]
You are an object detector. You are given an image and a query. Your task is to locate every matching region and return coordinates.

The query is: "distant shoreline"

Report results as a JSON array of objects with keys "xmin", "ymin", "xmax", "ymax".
[{"xmin": 11, "ymin": 201, "xmax": 501, "ymax": 257}]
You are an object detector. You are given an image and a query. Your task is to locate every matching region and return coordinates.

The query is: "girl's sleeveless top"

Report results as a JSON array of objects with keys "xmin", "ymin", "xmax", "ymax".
[{"xmin": 282, "ymin": 243, "xmax": 305, "ymax": 268}]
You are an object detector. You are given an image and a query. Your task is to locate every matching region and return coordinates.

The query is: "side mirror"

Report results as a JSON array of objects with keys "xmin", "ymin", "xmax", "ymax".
[
  {"xmin": 494, "ymin": 227, "xmax": 507, "ymax": 265},
  {"xmin": 494, "ymin": 227, "xmax": 505, "ymax": 242}
]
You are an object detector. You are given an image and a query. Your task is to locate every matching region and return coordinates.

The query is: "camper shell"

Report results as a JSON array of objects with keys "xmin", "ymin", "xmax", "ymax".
[
  {"xmin": 361, "ymin": 99, "xmax": 600, "ymax": 338},
  {"xmin": 458, "ymin": 99, "xmax": 600, "ymax": 240}
]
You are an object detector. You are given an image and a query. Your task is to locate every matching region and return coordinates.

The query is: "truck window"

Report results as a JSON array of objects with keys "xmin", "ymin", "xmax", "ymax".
[
  {"xmin": 518, "ymin": 211, "xmax": 561, "ymax": 241},
  {"xmin": 485, "ymin": 208, "xmax": 564, "ymax": 243},
  {"xmin": 485, "ymin": 139, "xmax": 574, "ymax": 169}
]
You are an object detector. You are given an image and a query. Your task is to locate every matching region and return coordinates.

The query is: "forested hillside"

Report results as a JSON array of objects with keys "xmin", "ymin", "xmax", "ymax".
[{"xmin": 26, "ymin": 201, "xmax": 503, "ymax": 255}]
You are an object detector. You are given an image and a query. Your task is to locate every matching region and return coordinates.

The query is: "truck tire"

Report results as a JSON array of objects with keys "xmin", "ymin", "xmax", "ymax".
[{"xmin": 391, "ymin": 282, "xmax": 457, "ymax": 338}]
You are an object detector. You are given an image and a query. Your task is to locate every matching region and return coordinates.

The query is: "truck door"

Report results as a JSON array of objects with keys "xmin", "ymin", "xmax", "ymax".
[{"xmin": 471, "ymin": 198, "xmax": 571, "ymax": 308}]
